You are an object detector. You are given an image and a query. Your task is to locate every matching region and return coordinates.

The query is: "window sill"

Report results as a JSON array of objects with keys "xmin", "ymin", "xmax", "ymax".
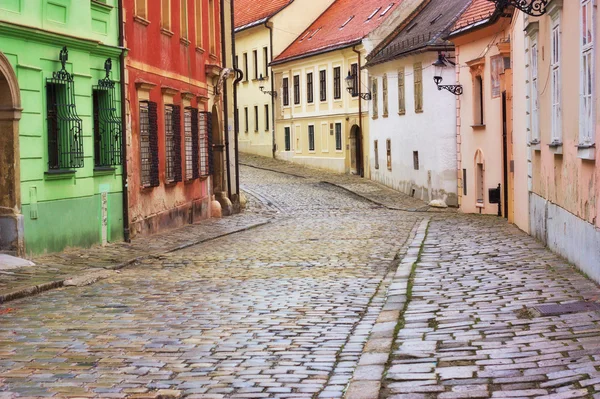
[
  {"xmin": 398, "ymin": 111, "xmax": 405, "ymax": 116},
  {"xmin": 164, "ymin": 181, "xmax": 178, "ymax": 188},
  {"xmin": 195, "ymin": 47, "xmax": 205, "ymax": 54},
  {"xmin": 160, "ymin": 28, "xmax": 174, "ymax": 37},
  {"xmin": 180, "ymin": 38, "xmax": 191, "ymax": 46},
  {"xmin": 185, "ymin": 178, "xmax": 198, "ymax": 185},
  {"xmin": 134, "ymin": 15, "xmax": 150, "ymax": 26},
  {"xmin": 577, "ymin": 143, "xmax": 596, "ymax": 161},
  {"xmin": 45, "ymin": 169, "xmax": 76, "ymax": 180},
  {"xmin": 209, "ymin": 53, "xmax": 218, "ymax": 61},
  {"xmin": 415, "ymin": 109, "xmax": 423, "ymax": 114},
  {"xmin": 529, "ymin": 140, "xmax": 541, "ymax": 151},
  {"xmin": 548, "ymin": 141, "xmax": 563, "ymax": 155},
  {"xmin": 471, "ymin": 124, "xmax": 486, "ymax": 130},
  {"xmin": 94, "ymin": 166, "xmax": 116, "ymax": 176},
  {"xmin": 372, "ymin": 116, "xmax": 378, "ymax": 120},
  {"xmin": 383, "ymin": 113, "xmax": 389, "ymax": 118},
  {"xmin": 91, "ymin": 0, "xmax": 113, "ymax": 11},
  {"xmin": 141, "ymin": 185, "xmax": 157, "ymax": 191}
]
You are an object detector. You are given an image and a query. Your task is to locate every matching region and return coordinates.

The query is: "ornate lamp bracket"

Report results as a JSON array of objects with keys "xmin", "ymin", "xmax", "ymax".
[{"xmin": 487, "ymin": 0, "xmax": 549, "ymax": 16}]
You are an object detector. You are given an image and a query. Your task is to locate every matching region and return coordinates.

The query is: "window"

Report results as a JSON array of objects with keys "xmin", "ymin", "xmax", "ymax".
[
  {"xmin": 319, "ymin": 70, "xmax": 327, "ymax": 101},
  {"xmin": 195, "ymin": 0, "xmax": 203, "ymax": 47},
  {"xmin": 334, "ymin": 67, "xmax": 341, "ymax": 99},
  {"xmin": 254, "ymin": 106, "xmax": 259, "ymax": 132},
  {"xmin": 253, "ymin": 50, "xmax": 258, "ymax": 80},
  {"xmin": 374, "ymin": 140, "xmax": 379, "ymax": 169},
  {"xmin": 244, "ymin": 107, "xmax": 248, "ymax": 133},
  {"xmin": 294, "ymin": 75, "xmax": 300, "ymax": 105},
  {"xmin": 335, "ymin": 122, "xmax": 342, "ymax": 151},
  {"xmin": 463, "ymin": 168, "xmax": 467, "ymax": 196},
  {"xmin": 263, "ymin": 47, "xmax": 269, "ymax": 77},
  {"xmin": 474, "ymin": 75, "xmax": 484, "ymax": 125},
  {"xmin": 164, "ymin": 105, "xmax": 182, "ymax": 183},
  {"xmin": 476, "ymin": 163, "xmax": 484, "ymax": 204},
  {"xmin": 580, "ymin": 0, "xmax": 595, "ymax": 145},
  {"xmin": 398, "ymin": 67, "xmax": 405, "ymax": 115},
  {"xmin": 372, "ymin": 77, "xmax": 378, "ymax": 118},
  {"xmin": 265, "ymin": 104, "xmax": 269, "ymax": 131},
  {"xmin": 208, "ymin": 0, "xmax": 216, "ymax": 53},
  {"xmin": 308, "ymin": 125, "xmax": 315, "ymax": 151},
  {"xmin": 243, "ymin": 53, "xmax": 248, "ymax": 82},
  {"xmin": 198, "ymin": 111, "xmax": 213, "ymax": 176},
  {"xmin": 386, "ymin": 139, "xmax": 391, "ymax": 170},
  {"xmin": 307, "ymin": 72, "xmax": 314, "ymax": 103},
  {"xmin": 351, "ymin": 63, "xmax": 358, "ymax": 97},
  {"xmin": 530, "ymin": 41, "xmax": 539, "ymax": 142},
  {"xmin": 92, "ymin": 86, "xmax": 122, "ymax": 168},
  {"xmin": 184, "ymin": 107, "xmax": 194, "ymax": 180},
  {"xmin": 140, "ymin": 101, "xmax": 159, "ymax": 187},
  {"xmin": 413, "ymin": 151, "xmax": 419, "ymax": 170},
  {"xmin": 382, "ymin": 73, "xmax": 388, "ymax": 117},
  {"xmin": 414, "ymin": 62, "xmax": 423, "ymax": 113},
  {"xmin": 551, "ymin": 17, "xmax": 562, "ymax": 144},
  {"xmin": 284, "ymin": 127, "xmax": 291, "ymax": 151},
  {"xmin": 180, "ymin": 0, "xmax": 188, "ymax": 40},
  {"xmin": 135, "ymin": 0, "xmax": 147, "ymax": 19},
  {"xmin": 283, "ymin": 77, "xmax": 289, "ymax": 106},
  {"xmin": 161, "ymin": 0, "xmax": 171, "ymax": 31}
]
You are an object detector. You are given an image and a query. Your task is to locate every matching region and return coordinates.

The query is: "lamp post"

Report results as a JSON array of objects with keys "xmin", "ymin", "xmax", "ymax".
[
  {"xmin": 258, "ymin": 74, "xmax": 277, "ymax": 98},
  {"xmin": 432, "ymin": 52, "xmax": 463, "ymax": 96},
  {"xmin": 486, "ymin": 0, "xmax": 549, "ymax": 16},
  {"xmin": 345, "ymin": 71, "xmax": 372, "ymax": 101}
]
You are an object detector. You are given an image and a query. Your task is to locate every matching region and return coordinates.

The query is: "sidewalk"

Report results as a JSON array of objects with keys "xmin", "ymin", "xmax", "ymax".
[
  {"xmin": 240, "ymin": 153, "xmax": 448, "ymax": 212},
  {"xmin": 0, "ymin": 213, "xmax": 270, "ymax": 304}
]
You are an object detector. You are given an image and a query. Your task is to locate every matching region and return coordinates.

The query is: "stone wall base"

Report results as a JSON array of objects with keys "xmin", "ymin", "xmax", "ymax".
[{"xmin": 0, "ymin": 213, "xmax": 23, "ymax": 255}]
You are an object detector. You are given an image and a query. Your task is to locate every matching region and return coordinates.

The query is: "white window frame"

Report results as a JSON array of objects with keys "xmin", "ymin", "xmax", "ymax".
[
  {"xmin": 579, "ymin": 0, "xmax": 596, "ymax": 148},
  {"xmin": 550, "ymin": 14, "xmax": 562, "ymax": 145},
  {"xmin": 530, "ymin": 39, "xmax": 540, "ymax": 145}
]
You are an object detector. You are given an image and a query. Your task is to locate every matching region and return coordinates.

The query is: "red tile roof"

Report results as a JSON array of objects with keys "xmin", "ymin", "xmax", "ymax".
[
  {"xmin": 451, "ymin": 0, "xmax": 497, "ymax": 32},
  {"xmin": 234, "ymin": 0, "xmax": 292, "ymax": 30},
  {"xmin": 272, "ymin": 0, "xmax": 402, "ymax": 65}
]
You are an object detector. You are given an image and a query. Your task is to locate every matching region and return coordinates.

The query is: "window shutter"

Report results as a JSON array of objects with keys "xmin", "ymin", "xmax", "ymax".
[
  {"xmin": 148, "ymin": 101, "xmax": 160, "ymax": 187},
  {"xmin": 172, "ymin": 105, "xmax": 183, "ymax": 182},
  {"xmin": 191, "ymin": 108, "xmax": 200, "ymax": 179}
]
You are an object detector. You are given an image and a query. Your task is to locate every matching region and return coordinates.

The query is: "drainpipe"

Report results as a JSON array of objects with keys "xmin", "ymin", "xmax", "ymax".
[
  {"xmin": 265, "ymin": 21, "xmax": 276, "ymax": 158},
  {"xmin": 231, "ymin": 0, "xmax": 240, "ymax": 196},
  {"xmin": 352, "ymin": 45, "xmax": 364, "ymax": 178},
  {"xmin": 118, "ymin": 0, "xmax": 130, "ymax": 242},
  {"xmin": 220, "ymin": 0, "xmax": 232, "ymax": 200}
]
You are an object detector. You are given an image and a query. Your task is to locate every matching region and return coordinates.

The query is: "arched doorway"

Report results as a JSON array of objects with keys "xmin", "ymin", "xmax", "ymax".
[
  {"xmin": 0, "ymin": 52, "xmax": 23, "ymax": 254},
  {"xmin": 349, "ymin": 125, "xmax": 363, "ymax": 176}
]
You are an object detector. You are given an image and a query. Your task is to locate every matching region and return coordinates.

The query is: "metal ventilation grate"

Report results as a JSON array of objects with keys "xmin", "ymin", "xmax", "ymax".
[{"xmin": 533, "ymin": 301, "xmax": 600, "ymax": 316}]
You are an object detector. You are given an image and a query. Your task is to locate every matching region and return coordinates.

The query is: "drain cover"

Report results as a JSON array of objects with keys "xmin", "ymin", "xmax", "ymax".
[{"xmin": 533, "ymin": 301, "xmax": 600, "ymax": 316}]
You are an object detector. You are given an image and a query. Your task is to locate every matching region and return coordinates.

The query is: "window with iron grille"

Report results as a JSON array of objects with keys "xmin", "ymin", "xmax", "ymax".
[
  {"xmin": 244, "ymin": 107, "xmax": 248, "ymax": 133},
  {"xmin": 254, "ymin": 106, "xmax": 259, "ymax": 132},
  {"xmin": 283, "ymin": 77, "xmax": 289, "ymax": 106},
  {"xmin": 294, "ymin": 75, "xmax": 300, "ymax": 104},
  {"xmin": 46, "ymin": 47, "xmax": 84, "ymax": 170},
  {"xmin": 307, "ymin": 72, "xmax": 313, "ymax": 103},
  {"xmin": 308, "ymin": 125, "xmax": 315, "ymax": 151},
  {"xmin": 253, "ymin": 50, "xmax": 258, "ymax": 79},
  {"xmin": 264, "ymin": 104, "xmax": 269, "ymax": 131},
  {"xmin": 284, "ymin": 127, "xmax": 291, "ymax": 151},
  {"xmin": 333, "ymin": 67, "xmax": 341, "ymax": 99},
  {"xmin": 198, "ymin": 111, "xmax": 213, "ymax": 176},
  {"xmin": 335, "ymin": 122, "xmax": 342, "ymax": 150},
  {"xmin": 184, "ymin": 107, "xmax": 195, "ymax": 180},
  {"xmin": 140, "ymin": 101, "xmax": 159, "ymax": 187},
  {"xmin": 165, "ymin": 104, "xmax": 183, "ymax": 183},
  {"xmin": 319, "ymin": 70, "xmax": 327, "ymax": 101},
  {"xmin": 351, "ymin": 63, "xmax": 358, "ymax": 97},
  {"xmin": 92, "ymin": 59, "xmax": 122, "ymax": 168}
]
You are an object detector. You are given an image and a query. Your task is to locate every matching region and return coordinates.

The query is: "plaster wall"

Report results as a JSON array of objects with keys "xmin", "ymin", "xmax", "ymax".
[{"xmin": 368, "ymin": 52, "xmax": 457, "ymax": 206}]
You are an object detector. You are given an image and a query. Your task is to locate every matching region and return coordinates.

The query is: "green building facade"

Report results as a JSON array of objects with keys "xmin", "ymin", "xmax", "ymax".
[{"xmin": 0, "ymin": 0, "xmax": 124, "ymax": 254}]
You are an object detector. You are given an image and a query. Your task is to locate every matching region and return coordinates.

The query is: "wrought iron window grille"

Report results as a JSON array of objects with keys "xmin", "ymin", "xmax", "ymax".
[
  {"xmin": 140, "ymin": 101, "xmax": 160, "ymax": 188},
  {"xmin": 198, "ymin": 111, "xmax": 214, "ymax": 177},
  {"xmin": 46, "ymin": 46, "xmax": 84, "ymax": 170},
  {"xmin": 165, "ymin": 104, "xmax": 183, "ymax": 183},
  {"xmin": 93, "ymin": 58, "xmax": 123, "ymax": 168},
  {"xmin": 185, "ymin": 107, "xmax": 199, "ymax": 180}
]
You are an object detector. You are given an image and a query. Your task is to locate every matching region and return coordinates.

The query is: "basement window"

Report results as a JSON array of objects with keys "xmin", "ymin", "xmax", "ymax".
[
  {"xmin": 340, "ymin": 16, "xmax": 354, "ymax": 29},
  {"xmin": 366, "ymin": 7, "xmax": 382, "ymax": 21}
]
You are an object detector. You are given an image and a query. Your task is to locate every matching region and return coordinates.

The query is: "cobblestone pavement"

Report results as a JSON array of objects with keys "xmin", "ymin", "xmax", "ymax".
[
  {"xmin": 0, "ymin": 166, "xmax": 420, "ymax": 398},
  {"xmin": 383, "ymin": 215, "xmax": 600, "ymax": 399}
]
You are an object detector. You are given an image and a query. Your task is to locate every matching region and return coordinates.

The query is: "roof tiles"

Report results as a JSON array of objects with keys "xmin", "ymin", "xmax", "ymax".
[
  {"xmin": 234, "ymin": 0, "xmax": 292, "ymax": 30},
  {"xmin": 451, "ymin": 0, "xmax": 497, "ymax": 32}
]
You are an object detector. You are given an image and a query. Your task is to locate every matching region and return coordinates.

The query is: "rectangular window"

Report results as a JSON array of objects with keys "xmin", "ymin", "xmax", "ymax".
[
  {"xmin": 463, "ymin": 168, "xmax": 467, "ymax": 196},
  {"xmin": 243, "ymin": 53, "xmax": 249, "ymax": 82},
  {"xmin": 335, "ymin": 122, "xmax": 342, "ymax": 151},
  {"xmin": 580, "ymin": 0, "xmax": 595, "ymax": 145},
  {"xmin": 263, "ymin": 47, "xmax": 269, "ymax": 77},
  {"xmin": 139, "ymin": 101, "xmax": 159, "ymax": 187},
  {"xmin": 254, "ymin": 106, "xmax": 259, "ymax": 132},
  {"xmin": 161, "ymin": 0, "xmax": 171, "ymax": 31},
  {"xmin": 334, "ymin": 67, "xmax": 341, "ymax": 99},
  {"xmin": 382, "ymin": 73, "xmax": 388, "ymax": 117},
  {"xmin": 294, "ymin": 75, "xmax": 300, "ymax": 105},
  {"xmin": 413, "ymin": 151, "xmax": 419, "ymax": 170},
  {"xmin": 474, "ymin": 75, "xmax": 484, "ymax": 125},
  {"xmin": 307, "ymin": 72, "xmax": 314, "ymax": 103},
  {"xmin": 372, "ymin": 77, "xmax": 378, "ymax": 118},
  {"xmin": 551, "ymin": 18, "xmax": 562, "ymax": 144},
  {"xmin": 398, "ymin": 67, "xmax": 405, "ymax": 115},
  {"xmin": 164, "ymin": 104, "xmax": 183, "ymax": 183},
  {"xmin": 184, "ymin": 108, "xmax": 194, "ymax": 180},
  {"xmin": 253, "ymin": 50, "xmax": 258, "ymax": 80},
  {"xmin": 180, "ymin": 0, "xmax": 188, "ymax": 39},
  {"xmin": 386, "ymin": 139, "xmax": 392, "ymax": 170},
  {"xmin": 374, "ymin": 140, "xmax": 379, "ymax": 169},
  {"xmin": 308, "ymin": 125, "xmax": 315, "ymax": 151},
  {"xmin": 198, "ymin": 111, "xmax": 213, "ymax": 176},
  {"xmin": 244, "ymin": 107, "xmax": 248, "ymax": 133},
  {"xmin": 283, "ymin": 77, "xmax": 289, "ymax": 106},
  {"xmin": 284, "ymin": 127, "xmax": 291, "ymax": 151},
  {"xmin": 92, "ymin": 88, "xmax": 122, "ymax": 168},
  {"xmin": 351, "ymin": 63, "xmax": 358, "ymax": 97},
  {"xmin": 319, "ymin": 70, "xmax": 327, "ymax": 101},
  {"xmin": 414, "ymin": 62, "xmax": 423, "ymax": 113},
  {"xmin": 135, "ymin": 0, "xmax": 147, "ymax": 18},
  {"xmin": 208, "ymin": 0, "xmax": 216, "ymax": 54},
  {"xmin": 531, "ymin": 41, "xmax": 539, "ymax": 142},
  {"xmin": 195, "ymin": 0, "xmax": 203, "ymax": 47},
  {"xmin": 264, "ymin": 104, "xmax": 269, "ymax": 131}
]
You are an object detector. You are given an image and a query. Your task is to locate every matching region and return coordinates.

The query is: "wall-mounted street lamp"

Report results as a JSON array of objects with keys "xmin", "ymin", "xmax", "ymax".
[
  {"xmin": 345, "ymin": 71, "xmax": 372, "ymax": 101},
  {"xmin": 258, "ymin": 74, "xmax": 277, "ymax": 98},
  {"xmin": 432, "ymin": 52, "xmax": 463, "ymax": 96},
  {"xmin": 487, "ymin": 0, "xmax": 549, "ymax": 16}
]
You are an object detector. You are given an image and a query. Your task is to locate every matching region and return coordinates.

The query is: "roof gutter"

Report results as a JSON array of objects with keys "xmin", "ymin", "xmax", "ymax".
[
  {"xmin": 118, "ymin": 0, "xmax": 130, "ymax": 242},
  {"xmin": 271, "ymin": 40, "xmax": 362, "ymax": 67},
  {"xmin": 265, "ymin": 21, "xmax": 276, "ymax": 158},
  {"xmin": 365, "ymin": 44, "xmax": 454, "ymax": 68}
]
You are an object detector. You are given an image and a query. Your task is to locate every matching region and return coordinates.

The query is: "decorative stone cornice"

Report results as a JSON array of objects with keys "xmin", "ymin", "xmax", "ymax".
[
  {"xmin": 547, "ymin": 0, "xmax": 563, "ymax": 20},
  {"xmin": 524, "ymin": 20, "xmax": 540, "ymax": 37},
  {"xmin": 467, "ymin": 57, "xmax": 485, "ymax": 76},
  {"xmin": 135, "ymin": 80, "xmax": 156, "ymax": 92}
]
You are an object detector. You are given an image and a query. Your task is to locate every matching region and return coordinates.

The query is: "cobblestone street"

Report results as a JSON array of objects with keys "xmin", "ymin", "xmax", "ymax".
[{"xmin": 0, "ymin": 161, "xmax": 599, "ymax": 399}]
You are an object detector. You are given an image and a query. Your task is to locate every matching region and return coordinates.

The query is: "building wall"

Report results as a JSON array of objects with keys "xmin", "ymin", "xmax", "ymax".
[
  {"xmin": 124, "ymin": 0, "xmax": 220, "ymax": 237},
  {"xmin": 272, "ymin": 47, "xmax": 370, "ymax": 176},
  {"xmin": 0, "ymin": 0, "xmax": 124, "ymax": 254},
  {"xmin": 368, "ymin": 52, "xmax": 458, "ymax": 206}
]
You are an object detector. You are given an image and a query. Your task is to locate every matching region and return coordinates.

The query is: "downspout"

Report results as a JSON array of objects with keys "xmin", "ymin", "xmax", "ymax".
[
  {"xmin": 231, "ymin": 0, "xmax": 240, "ymax": 197},
  {"xmin": 265, "ymin": 21, "xmax": 276, "ymax": 158},
  {"xmin": 118, "ymin": 0, "xmax": 130, "ymax": 242},
  {"xmin": 220, "ymin": 0, "xmax": 232, "ymax": 200},
  {"xmin": 352, "ymin": 45, "xmax": 364, "ymax": 177}
]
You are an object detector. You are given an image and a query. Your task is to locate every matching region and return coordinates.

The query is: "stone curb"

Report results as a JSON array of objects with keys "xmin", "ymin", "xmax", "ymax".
[
  {"xmin": 344, "ymin": 218, "xmax": 430, "ymax": 399},
  {"xmin": 0, "ymin": 220, "xmax": 271, "ymax": 305}
]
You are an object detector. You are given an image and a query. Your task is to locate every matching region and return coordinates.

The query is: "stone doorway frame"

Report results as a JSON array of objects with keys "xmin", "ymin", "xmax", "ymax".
[{"xmin": 0, "ymin": 51, "xmax": 23, "ymax": 254}]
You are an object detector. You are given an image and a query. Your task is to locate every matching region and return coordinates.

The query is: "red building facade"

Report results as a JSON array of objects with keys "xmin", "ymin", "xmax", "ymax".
[{"xmin": 124, "ymin": 0, "xmax": 230, "ymax": 237}]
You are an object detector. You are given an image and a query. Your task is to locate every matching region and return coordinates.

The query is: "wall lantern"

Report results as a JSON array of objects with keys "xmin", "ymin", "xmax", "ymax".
[
  {"xmin": 432, "ymin": 52, "xmax": 463, "ymax": 96},
  {"xmin": 487, "ymin": 0, "xmax": 549, "ymax": 16},
  {"xmin": 345, "ymin": 71, "xmax": 372, "ymax": 100},
  {"xmin": 258, "ymin": 74, "xmax": 277, "ymax": 98}
]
